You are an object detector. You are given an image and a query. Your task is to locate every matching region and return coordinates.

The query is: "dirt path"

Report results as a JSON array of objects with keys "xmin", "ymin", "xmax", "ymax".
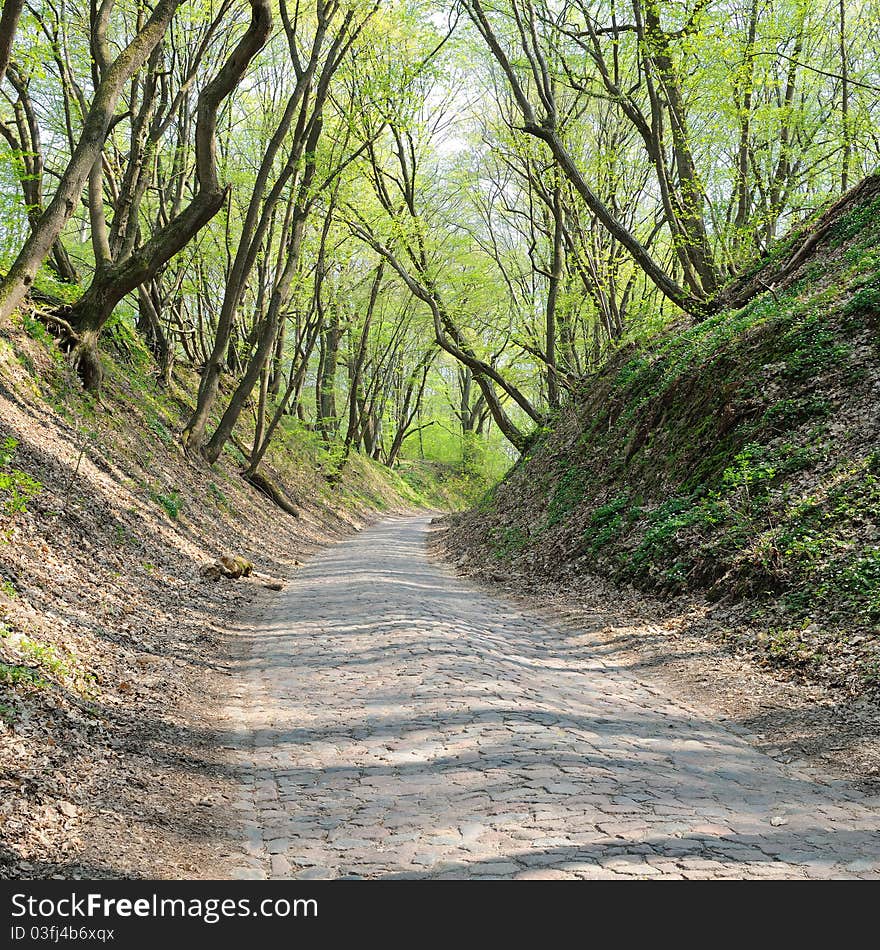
[{"xmin": 220, "ymin": 515, "xmax": 880, "ymax": 880}]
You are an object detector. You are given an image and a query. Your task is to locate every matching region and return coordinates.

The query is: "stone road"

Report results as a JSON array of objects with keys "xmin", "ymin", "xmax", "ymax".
[{"xmin": 224, "ymin": 515, "xmax": 880, "ymax": 879}]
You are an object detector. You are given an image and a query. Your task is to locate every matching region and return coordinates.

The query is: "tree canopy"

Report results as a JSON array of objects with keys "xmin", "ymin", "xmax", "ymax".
[{"xmin": 1, "ymin": 0, "xmax": 878, "ymax": 481}]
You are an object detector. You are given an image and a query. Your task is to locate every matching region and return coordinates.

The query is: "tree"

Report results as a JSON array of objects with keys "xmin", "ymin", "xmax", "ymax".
[
  {"xmin": 0, "ymin": 0, "xmax": 185, "ymax": 323},
  {"xmin": 67, "ymin": 0, "xmax": 273, "ymax": 389},
  {"xmin": 182, "ymin": 0, "xmax": 379, "ymax": 456},
  {"xmin": 0, "ymin": 0, "xmax": 23, "ymax": 86}
]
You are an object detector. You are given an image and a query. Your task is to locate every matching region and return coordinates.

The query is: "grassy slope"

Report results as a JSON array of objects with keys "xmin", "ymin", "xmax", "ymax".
[{"xmin": 447, "ymin": 176, "xmax": 880, "ymax": 697}]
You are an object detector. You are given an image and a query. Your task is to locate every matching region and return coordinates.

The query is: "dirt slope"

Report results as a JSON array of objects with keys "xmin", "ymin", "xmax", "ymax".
[{"xmin": 0, "ymin": 322, "xmax": 416, "ymax": 878}]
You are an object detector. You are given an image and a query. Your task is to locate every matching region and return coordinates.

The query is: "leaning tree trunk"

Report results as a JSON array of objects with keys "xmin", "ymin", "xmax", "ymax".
[
  {"xmin": 65, "ymin": 0, "xmax": 272, "ymax": 389},
  {"xmin": 0, "ymin": 0, "xmax": 183, "ymax": 323}
]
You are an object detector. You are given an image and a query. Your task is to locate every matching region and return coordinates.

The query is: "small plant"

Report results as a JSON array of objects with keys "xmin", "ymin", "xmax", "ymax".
[
  {"xmin": 780, "ymin": 313, "xmax": 849, "ymax": 379},
  {"xmin": 152, "ymin": 489, "xmax": 182, "ymax": 520},
  {"xmin": 225, "ymin": 441, "xmax": 247, "ymax": 466},
  {"xmin": 4, "ymin": 634, "xmax": 98, "ymax": 698},
  {"xmin": 17, "ymin": 636, "xmax": 72, "ymax": 679},
  {"xmin": 0, "ymin": 436, "xmax": 42, "ymax": 516},
  {"xmin": 207, "ymin": 481, "xmax": 228, "ymax": 509},
  {"xmin": 579, "ymin": 495, "xmax": 630, "ymax": 556},
  {"xmin": 148, "ymin": 416, "xmax": 175, "ymax": 445},
  {"xmin": 112, "ymin": 524, "xmax": 130, "ymax": 547},
  {"xmin": 20, "ymin": 312, "xmax": 52, "ymax": 344},
  {"xmin": 0, "ymin": 661, "xmax": 46, "ymax": 688}
]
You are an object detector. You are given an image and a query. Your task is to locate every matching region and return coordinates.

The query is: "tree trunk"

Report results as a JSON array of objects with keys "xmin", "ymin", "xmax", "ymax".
[
  {"xmin": 0, "ymin": 0, "xmax": 24, "ymax": 86},
  {"xmin": 0, "ymin": 0, "xmax": 184, "ymax": 323},
  {"xmin": 182, "ymin": 3, "xmax": 350, "ymax": 452},
  {"xmin": 545, "ymin": 184, "xmax": 563, "ymax": 409},
  {"xmin": 317, "ymin": 308, "xmax": 341, "ymax": 440},
  {"xmin": 66, "ymin": 0, "xmax": 272, "ymax": 389}
]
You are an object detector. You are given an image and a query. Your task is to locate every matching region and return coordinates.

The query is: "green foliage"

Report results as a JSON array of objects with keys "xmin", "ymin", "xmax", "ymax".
[
  {"xmin": 394, "ymin": 458, "xmax": 489, "ymax": 509},
  {"xmin": 152, "ymin": 489, "xmax": 183, "ymax": 520},
  {"xmin": 16, "ymin": 636, "xmax": 72, "ymax": 680},
  {"xmin": 490, "ymin": 524, "xmax": 530, "ymax": 558},
  {"xmin": 764, "ymin": 395, "xmax": 832, "ymax": 429},
  {"xmin": 772, "ymin": 463, "xmax": 880, "ymax": 624},
  {"xmin": 460, "ymin": 431, "xmax": 487, "ymax": 477},
  {"xmin": 843, "ymin": 270, "xmax": 880, "ymax": 318},
  {"xmin": 32, "ymin": 264, "xmax": 83, "ymax": 305},
  {"xmin": 1, "ymin": 632, "xmax": 97, "ymax": 698},
  {"xmin": 0, "ymin": 662, "xmax": 46, "ymax": 688},
  {"xmin": 621, "ymin": 494, "xmax": 709, "ymax": 586},
  {"xmin": 779, "ymin": 313, "xmax": 849, "ymax": 379},
  {"xmin": 104, "ymin": 312, "xmax": 150, "ymax": 368},
  {"xmin": 613, "ymin": 355, "xmax": 652, "ymax": 389},
  {"xmin": 830, "ymin": 193, "xmax": 880, "ymax": 246},
  {"xmin": 578, "ymin": 495, "xmax": 632, "ymax": 556},
  {"xmin": 147, "ymin": 416, "xmax": 175, "ymax": 446},
  {"xmin": 458, "ymin": 185, "xmax": 880, "ymax": 692},
  {"xmin": 112, "ymin": 524, "xmax": 132, "ymax": 547},
  {"xmin": 20, "ymin": 312, "xmax": 52, "ymax": 345}
]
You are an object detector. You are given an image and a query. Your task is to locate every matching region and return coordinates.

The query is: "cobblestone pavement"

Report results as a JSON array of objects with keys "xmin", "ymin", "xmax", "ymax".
[{"xmin": 223, "ymin": 515, "xmax": 880, "ymax": 879}]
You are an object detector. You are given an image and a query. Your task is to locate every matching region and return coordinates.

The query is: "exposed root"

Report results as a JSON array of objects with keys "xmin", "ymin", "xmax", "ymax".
[
  {"xmin": 70, "ymin": 336, "xmax": 104, "ymax": 393},
  {"xmin": 242, "ymin": 468, "xmax": 300, "ymax": 517}
]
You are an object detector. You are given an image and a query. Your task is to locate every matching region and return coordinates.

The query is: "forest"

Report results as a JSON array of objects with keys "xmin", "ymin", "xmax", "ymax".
[
  {"xmin": 1, "ymin": 0, "xmax": 879, "ymax": 888},
  {"xmin": 1, "ymin": 0, "xmax": 877, "ymax": 475}
]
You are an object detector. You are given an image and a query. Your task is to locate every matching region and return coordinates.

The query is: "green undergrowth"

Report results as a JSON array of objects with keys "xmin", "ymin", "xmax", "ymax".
[
  {"xmin": 0, "ymin": 619, "xmax": 98, "ymax": 723},
  {"xmin": 0, "ymin": 436, "xmax": 42, "ymax": 518},
  {"xmin": 393, "ymin": 458, "xmax": 494, "ymax": 511}
]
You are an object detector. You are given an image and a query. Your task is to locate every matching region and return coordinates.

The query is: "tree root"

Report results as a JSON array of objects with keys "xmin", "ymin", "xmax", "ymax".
[
  {"xmin": 38, "ymin": 309, "xmax": 80, "ymax": 344},
  {"xmin": 242, "ymin": 468, "xmax": 301, "ymax": 517},
  {"xmin": 70, "ymin": 335, "xmax": 104, "ymax": 393}
]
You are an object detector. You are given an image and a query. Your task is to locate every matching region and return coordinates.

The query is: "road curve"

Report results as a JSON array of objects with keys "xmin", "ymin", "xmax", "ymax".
[{"xmin": 223, "ymin": 515, "xmax": 880, "ymax": 879}]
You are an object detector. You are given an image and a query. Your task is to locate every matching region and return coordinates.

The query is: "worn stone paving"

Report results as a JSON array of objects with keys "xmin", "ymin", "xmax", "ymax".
[{"xmin": 223, "ymin": 515, "xmax": 880, "ymax": 879}]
